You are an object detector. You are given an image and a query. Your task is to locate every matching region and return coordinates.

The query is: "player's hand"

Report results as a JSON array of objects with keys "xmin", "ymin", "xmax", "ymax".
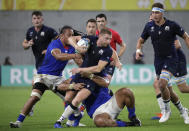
[
  {"xmin": 42, "ymin": 50, "xmax": 47, "ymax": 55},
  {"xmin": 73, "ymin": 83, "xmax": 85, "ymax": 90},
  {"xmin": 115, "ymin": 62, "xmax": 122, "ymax": 71},
  {"xmin": 136, "ymin": 50, "xmax": 143, "ymax": 60},
  {"xmin": 110, "ymin": 60, "xmax": 115, "ymax": 66},
  {"xmin": 75, "ymin": 53, "xmax": 82, "ymax": 59},
  {"xmin": 75, "ymin": 46, "xmax": 87, "ymax": 54},
  {"xmin": 28, "ymin": 39, "xmax": 34, "ymax": 47},
  {"xmin": 70, "ymin": 68, "xmax": 81, "ymax": 75}
]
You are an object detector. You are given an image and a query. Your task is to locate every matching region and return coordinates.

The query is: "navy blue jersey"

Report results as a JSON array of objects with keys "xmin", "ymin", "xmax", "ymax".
[
  {"xmin": 141, "ymin": 18, "xmax": 184, "ymax": 57},
  {"xmin": 26, "ymin": 25, "xmax": 58, "ymax": 69},
  {"xmin": 81, "ymin": 35, "xmax": 113, "ymax": 76},
  {"xmin": 37, "ymin": 39, "xmax": 75, "ymax": 76},
  {"xmin": 83, "ymin": 86, "xmax": 111, "ymax": 118},
  {"xmin": 175, "ymin": 48, "xmax": 187, "ymax": 77}
]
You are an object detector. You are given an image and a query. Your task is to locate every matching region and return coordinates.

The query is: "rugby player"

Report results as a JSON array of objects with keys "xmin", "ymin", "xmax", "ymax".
[
  {"xmin": 10, "ymin": 26, "xmax": 85, "ymax": 128},
  {"xmin": 96, "ymin": 13, "xmax": 126, "ymax": 81},
  {"xmin": 135, "ymin": 2, "xmax": 189, "ymax": 123}
]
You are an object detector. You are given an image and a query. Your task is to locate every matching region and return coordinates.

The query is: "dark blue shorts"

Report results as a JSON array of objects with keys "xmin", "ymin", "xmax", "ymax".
[
  {"xmin": 105, "ymin": 65, "xmax": 115, "ymax": 76},
  {"xmin": 175, "ymin": 49, "xmax": 187, "ymax": 77},
  {"xmin": 71, "ymin": 73, "xmax": 97, "ymax": 93},
  {"xmin": 154, "ymin": 56, "xmax": 178, "ymax": 77}
]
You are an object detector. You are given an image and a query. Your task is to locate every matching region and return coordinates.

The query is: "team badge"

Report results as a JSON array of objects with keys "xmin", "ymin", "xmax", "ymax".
[
  {"xmin": 165, "ymin": 26, "xmax": 170, "ymax": 31},
  {"xmin": 150, "ymin": 26, "xmax": 154, "ymax": 32},
  {"xmin": 40, "ymin": 31, "xmax": 45, "ymax": 36},
  {"xmin": 99, "ymin": 49, "xmax": 104, "ymax": 55},
  {"xmin": 29, "ymin": 32, "xmax": 33, "ymax": 37}
]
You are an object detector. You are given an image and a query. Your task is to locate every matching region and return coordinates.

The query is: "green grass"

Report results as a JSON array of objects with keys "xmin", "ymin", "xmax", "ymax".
[{"xmin": 0, "ymin": 85, "xmax": 189, "ymax": 131}]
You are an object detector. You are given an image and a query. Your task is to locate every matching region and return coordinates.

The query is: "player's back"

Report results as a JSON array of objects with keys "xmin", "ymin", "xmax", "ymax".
[{"xmin": 38, "ymin": 39, "xmax": 75, "ymax": 76}]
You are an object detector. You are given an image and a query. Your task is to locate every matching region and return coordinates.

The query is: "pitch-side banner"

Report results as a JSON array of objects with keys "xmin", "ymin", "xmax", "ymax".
[
  {"xmin": 1, "ymin": 65, "xmax": 189, "ymax": 87},
  {"xmin": 1, "ymin": 0, "xmax": 189, "ymax": 10}
]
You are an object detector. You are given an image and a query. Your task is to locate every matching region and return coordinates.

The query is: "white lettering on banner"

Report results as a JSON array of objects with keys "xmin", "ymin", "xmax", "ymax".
[
  {"xmin": 115, "ymin": 68, "xmax": 127, "ymax": 83},
  {"xmin": 138, "ymin": 0, "xmax": 150, "ymax": 8},
  {"xmin": 154, "ymin": 0, "xmax": 165, "ymax": 5},
  {"xmin": 10, "ymin": 68, "xmax": 21, "ymax": 84},
  {"xmin": 129, "ymin": 68, "xmax": 138, "ymax": 83},
  {"xmin": 139, "ymin": 68, "xmax": 152, "ymax": 83},
  {"xmin": 23, "ymin": 68, "xmax": 32, "ymax": 84},
  {"xmin": 170, "ymin": 0, "xmax": 187, "ymax": 8}
]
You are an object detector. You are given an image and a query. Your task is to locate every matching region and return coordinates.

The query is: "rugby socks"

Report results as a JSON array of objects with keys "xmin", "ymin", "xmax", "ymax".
[
  {"xmin": 156, "ymin": 94, "xmax": 165, "ymax": 113},
  {"xmin": 174, "ymin": 101, "xmax": 184, "ymax": 113},
  {"xmin": 163, "ymin": 99, "xmax": 171, "ymax": 111},
  {"xmin": 116, "ymin": 120, "xmax": 127, "ymax": 127},
  {"xmin": 17, "ymin": 114, "xmax": 25, "ymax": 122},
  {"xmin": 127, "ymin": 107, "xmax": 136, "ymax": 118},
  {"xmin": 57, "ymin": 104, "xmax": 77, "ymax": 122}
]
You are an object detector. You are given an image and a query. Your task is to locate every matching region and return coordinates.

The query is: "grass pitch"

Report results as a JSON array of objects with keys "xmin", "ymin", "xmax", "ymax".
[{"xmin": 0, "ymin": 85, "xmax": 189, "ymax": 131}]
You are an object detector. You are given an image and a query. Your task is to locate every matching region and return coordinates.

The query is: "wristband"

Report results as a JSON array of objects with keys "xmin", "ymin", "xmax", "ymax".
[
  {"xmin": 89, "ymin": 74, "xmax": 94, "ymax": 80},
  {"xmin": 136, "ymin": 49, "xmax": 141, "ymax": 53},
  {"xmin": 69, "ymin": 84, "xmax": 74, "ymax": 89}
]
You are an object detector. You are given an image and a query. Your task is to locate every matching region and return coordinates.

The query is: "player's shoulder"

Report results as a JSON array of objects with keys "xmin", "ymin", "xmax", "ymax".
[
  {"xmin": 42, "ymin": 25, "xmax": 56, "ymax": 32},
  {"xmin": 27, "ymin": 26, "xmax": 35, "ymax": 32},
  {"xmin": 165, "ymin": 18, "xmax": 179, "ymax": 26}
]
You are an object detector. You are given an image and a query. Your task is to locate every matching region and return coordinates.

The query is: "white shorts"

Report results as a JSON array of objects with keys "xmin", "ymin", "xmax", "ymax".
[
  {"xmin": 93, "ymin": 95, "xmax": 122, "ymax": 120},
  {"xmin": 33, "ymin": 74, "xmax": 66, "ymax": 100}
]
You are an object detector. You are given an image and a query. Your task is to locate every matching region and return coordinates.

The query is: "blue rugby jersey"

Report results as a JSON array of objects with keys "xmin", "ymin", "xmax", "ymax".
[{"xmin": 37, "ymin": 39, "xmax": 75, "ymax": 76}]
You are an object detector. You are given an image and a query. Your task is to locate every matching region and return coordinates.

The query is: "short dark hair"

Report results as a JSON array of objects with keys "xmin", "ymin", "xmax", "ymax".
[
  {"xmin": 32, "ymin": 11, "xmax": 43, "ymax": 16},
  {"xmin": 86, "ymin": 19, "xmax": 96, "ymax": 25},
  {"xmin": 96, "ymin": 13, "xmax": 107, "ymax": 21},
  {"xmin": 152, "ymin": 2, "xmax": 164, "ymax": 9},
  {"xmin": 59, "ymin": 25, "xmax": 73, "ymax": 34},
  {"xmin": 99, "ymin": 28, "xmax": 111, "ymax": 36}
]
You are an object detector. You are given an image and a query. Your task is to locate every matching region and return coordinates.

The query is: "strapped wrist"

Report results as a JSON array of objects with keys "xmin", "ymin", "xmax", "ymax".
[
  {"xmin": 69, "ymin": 84, "xmax": 74, "ymax": 89},
  {"xmin": 89, "ymin": 74, "xmax": 94, "ymax": 80}
]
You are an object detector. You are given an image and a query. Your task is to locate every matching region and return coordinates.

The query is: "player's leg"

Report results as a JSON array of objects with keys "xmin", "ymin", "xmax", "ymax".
[
  {"xmin": 158, "ymin": 70, "xmax": 172, "ymax": 123},
  {"xmin": 153, "ymin": 77, "xmax": 164, "ymax": 114},
  {"xmin": 10, "ymin": 82, "xmax": 47, "ymax": 128},
  {"xmin": 55, "ymin": 88, "xmax": 90, "ymax": 127},
  {"xmin": 94, "ymin": 87, "xmax": 141, "ymax": 127},
  {"xmin": 168, "ymin": 85, "xmax": 189, "ymax": 124},
  {"xmin": 175, "ymin": 76, "xmax": 189, "ymax": 93}
]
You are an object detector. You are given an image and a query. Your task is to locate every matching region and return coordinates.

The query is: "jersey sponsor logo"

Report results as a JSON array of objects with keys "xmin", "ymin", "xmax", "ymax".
[
  {"xmin": 98, "ymin": 49, "xmax": 104, "ymax": 55},
  {"xmin": 165, "ymin": 26, "xmax": 170, "ymax": 31},
  {"xmin": 158, "ymin": 31, "xmax": 162, "ymax": 35},
  {"xmin": 40, "ymin": 31, "xmax": 45, "ymax": 36}
]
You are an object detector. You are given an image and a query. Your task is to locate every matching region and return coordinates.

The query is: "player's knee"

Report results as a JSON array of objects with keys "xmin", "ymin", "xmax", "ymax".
[
  {"xmin": 94, "ymin": 116, "xmax": 106, "ymax": 127},
  {"xmin": 30, "ymin": 91, "xmax": 41, "ymax": 101},
  {"xmin": 120, "ymin": 88, "xmax": 133, "ymax": 97},
  {"xmin": 158, "ymin": 80, "xmax": 167, "ymax": 92},
  {"xmin": 72, "ymin": 99, "xmax": 80, "ymax": 107}
]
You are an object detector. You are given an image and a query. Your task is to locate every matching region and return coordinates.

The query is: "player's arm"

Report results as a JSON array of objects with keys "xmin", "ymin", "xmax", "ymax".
[
  {"xmin": 71, "ymin": 60, "xmax": 108, "ymax": 74},
  {"xmin": 182, "ymin": 32, "xmax": 189, "ymax": 48},
  {"xmin": 51, "ymin": 48, "xmax": 81, "ymax": 61},
  {"xmin": 111, "ymin": 48, "xmax": 122, "ymax": 70},
  {"xmin": 136, "ymin": 37, "xmax": 145, "ymax": 60},
  {"xmin": 174, "ymin": 39, "xmax": 181, "ymax": 49},
  {"xmin": 22, "ymin": 39, "xmax": 33, "ymax": 50},
  {"xmin": 67, "ymin": 36, "xmax": 86, "ymax": 53},
  {"xmin": 54, "ymin": 78, "xmax": 85, "ymax": 91},
  {"xmin": 118, "ymin": 42, "xmax": 126, "ymax": 58},
  {"xmin": 81, "ymin": 72, "xmax": 110, "ymax": 88}
]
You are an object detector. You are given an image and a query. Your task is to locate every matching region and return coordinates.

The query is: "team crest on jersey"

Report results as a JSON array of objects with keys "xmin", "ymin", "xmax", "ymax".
[
  {"xmin": 165, "ymin": 26, "xmax": 170, "ymax": 31},
  {"xmin": 40, "ymin": 31, "xmax": 45, "ymax": 36},
  {"xmin": 29, "ymin": 32, "xmax": 33, "ymax": 37},
  {"xmin": 98, "ymin": 49, "xmax": 104, "ymax": 55},
  {"xmin": 150, "ymin": 26, "xmax": 154, "ymax": 32}
]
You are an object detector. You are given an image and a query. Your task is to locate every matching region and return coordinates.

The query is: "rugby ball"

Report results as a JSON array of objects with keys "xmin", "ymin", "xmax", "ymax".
[{"xmin": 76, "ymin": 38, "xmax": 90, "ymax": 53}]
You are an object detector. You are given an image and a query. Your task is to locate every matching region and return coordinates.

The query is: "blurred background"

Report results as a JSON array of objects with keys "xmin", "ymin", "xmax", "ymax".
[{"xmin": 0, "ymin": 0, "xmax": 189, "ymax": 86}]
